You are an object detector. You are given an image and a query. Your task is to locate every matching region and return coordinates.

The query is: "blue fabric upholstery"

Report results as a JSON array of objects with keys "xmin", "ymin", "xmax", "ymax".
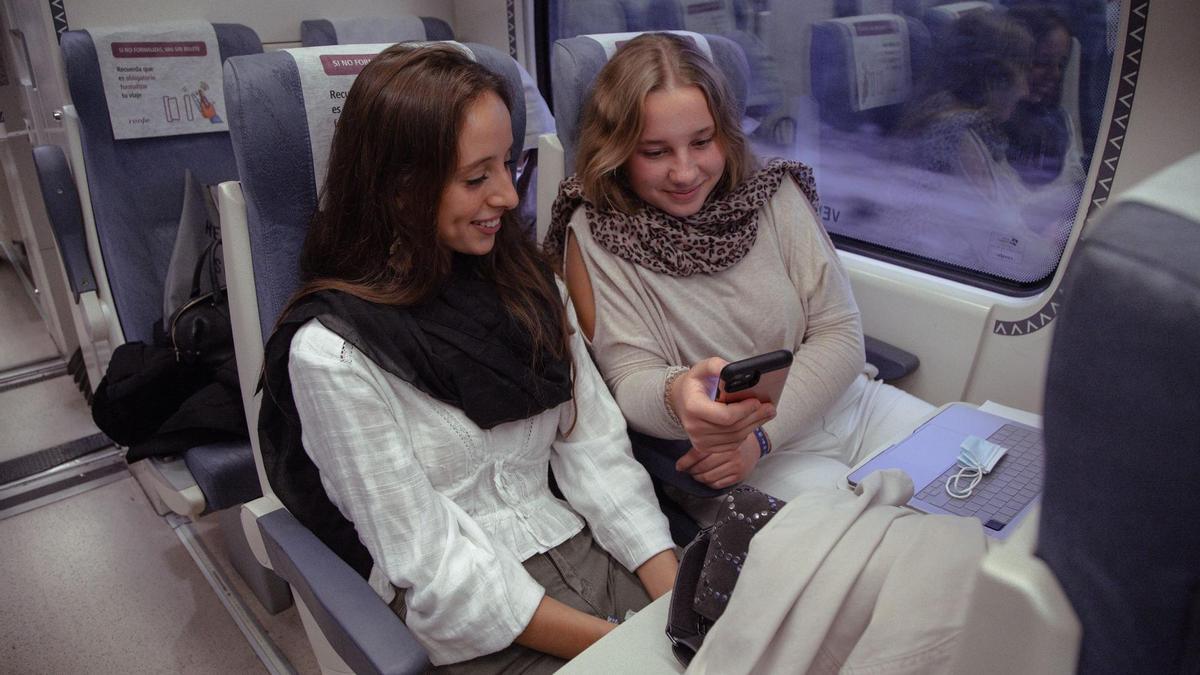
[
  {"xmin": 551, "ymin": 31, "xmax": 748, "ymax": 173},
  {"xmin": 550, "ymin": 1, "xmax": 780, "ymax": 114},
  {"xmin": 299, "ymin": 19, "xmax": 339, "ymax": 47},
  {"xmin": 258, "ymin": 508, "xmax": 428, "ymax": 674},
  {"xmin": 61, "ymin": 24, "xmax": 262, "ymax": 344},
  {"xmin": 62, "ymin": 24, "xmax": 263, "ymax": 514},
  {"xmin": 550, "ymin": 0, "xmax": 687, "ymax": 44},
  {"xmin": 1039, "ymin": 193, "xmax": 1200, "ymax": 673},
  {"xmin": 224, "ymin": 42, "xmax": 525, "ymax": 339},
  {"xmin": 32, "ymin": 144, "xmax": 97, "ymax": 300},
  {"xmin": 299, "ymin": 16, "xmax": 454, "ymax": 47},
  {"xmin": 183, "ymin": 440, "xmax": 262, "ymax": 512}
]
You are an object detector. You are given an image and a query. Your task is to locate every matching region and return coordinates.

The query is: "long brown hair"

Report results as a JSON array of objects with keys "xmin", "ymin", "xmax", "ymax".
[
  {"xmin": 575, "ymin": 33, "xmax": 753, "ymax": 214},
  {"xmin": 289, "ymin": 43, "xmax": 569, "ymax": 363}
]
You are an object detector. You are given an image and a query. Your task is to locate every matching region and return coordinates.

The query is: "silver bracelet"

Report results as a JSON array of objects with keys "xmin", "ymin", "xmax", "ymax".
[{"xmin": 663, "ymin": 366, "xmax": 690, "ymax": 429}]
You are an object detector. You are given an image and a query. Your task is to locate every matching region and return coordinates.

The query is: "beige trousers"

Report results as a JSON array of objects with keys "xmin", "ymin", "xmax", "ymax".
[{"xmin": 390, "ymin": 527, "xmax": 652, "ymax": 674}]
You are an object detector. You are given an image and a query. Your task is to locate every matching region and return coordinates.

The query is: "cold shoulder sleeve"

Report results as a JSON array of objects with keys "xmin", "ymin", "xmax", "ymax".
[{"xmin": 566, "ymin": 209, "xmax": 690, "ymax": 439}]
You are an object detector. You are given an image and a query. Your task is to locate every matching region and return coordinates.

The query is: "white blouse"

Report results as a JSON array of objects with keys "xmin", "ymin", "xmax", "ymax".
[{"xmin": 287, "ymin": 300, "xmax": 674, "ymax": 666}]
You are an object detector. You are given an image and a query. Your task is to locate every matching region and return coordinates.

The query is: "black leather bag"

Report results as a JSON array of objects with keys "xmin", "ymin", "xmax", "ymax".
[
  {"xmin": 666, "ymin": 485, "xmax": 786, "ymax": 666},
  {"xmin": 167, "ymin": 239, "xmax": 233, "ymax": 370}
]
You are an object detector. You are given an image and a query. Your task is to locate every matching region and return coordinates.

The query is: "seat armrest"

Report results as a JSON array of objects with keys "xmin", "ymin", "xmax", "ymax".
[
  {"xmin": 257, "ymin": 509, "xmax": 429, "ymax": 675},
  {"xmin": 947, "ymin": 507, "xmax": 1080, "ymax": 674},
  {"xmin": 864, "ymin": 335, "xmax": 919, "ymax": 382},
  {"xmin": 32, "ymin": 144, "xmax": 96, "ymax": 300}
]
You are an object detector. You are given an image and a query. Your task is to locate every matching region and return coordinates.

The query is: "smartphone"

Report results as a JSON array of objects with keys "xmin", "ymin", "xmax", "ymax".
[{"xmin": 715, "ymin": 349, "xmax": 793, "ymax": 405}]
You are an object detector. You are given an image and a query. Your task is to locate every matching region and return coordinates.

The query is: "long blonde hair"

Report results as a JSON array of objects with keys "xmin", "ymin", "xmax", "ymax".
[{"xmin": 575, "ymin": 33, "xmax": 753, "ymax": 214}]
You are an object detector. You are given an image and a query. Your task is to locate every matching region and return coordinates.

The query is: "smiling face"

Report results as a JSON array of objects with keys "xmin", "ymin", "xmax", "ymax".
[
  {"xmin": 1027, "ymin": 26, "xmax": 1071, "ymax": 105},
  {"xmin": 435, "ymin": 90, "xmax": 519, "ymax": 256},
  {"xmin": 624, "ymin": 85, "xmax": 727, "ymax": 218}
]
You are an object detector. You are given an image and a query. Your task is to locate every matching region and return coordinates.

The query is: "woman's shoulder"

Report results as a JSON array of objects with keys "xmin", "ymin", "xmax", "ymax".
[
  {"xmin": 762, "ymin": 167, "xmax": 819, "ymax": 226},
  {"xmin": 290, "ymin": 318, "xmax": 347, "ymax": 364}
]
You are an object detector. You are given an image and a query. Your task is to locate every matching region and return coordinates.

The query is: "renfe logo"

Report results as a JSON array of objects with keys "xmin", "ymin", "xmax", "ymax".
[
  {"xmin": 321, "ymin": 54, "xmax": 377, "ymax": 76},
  {"xmin": 112, "ymin": 41, "xmax": 207, "ymax": 58}
]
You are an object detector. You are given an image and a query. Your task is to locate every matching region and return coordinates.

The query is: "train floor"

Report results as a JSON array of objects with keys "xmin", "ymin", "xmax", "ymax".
[{"xmin": 0, "ymin": 257, "xmax": 318, "ymax": 673}]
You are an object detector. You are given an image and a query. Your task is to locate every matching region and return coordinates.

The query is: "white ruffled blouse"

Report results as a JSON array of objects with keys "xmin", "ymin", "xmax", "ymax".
[{"xmin": 287, "ymin": 300, "xmax": 674, "ymax": 665}]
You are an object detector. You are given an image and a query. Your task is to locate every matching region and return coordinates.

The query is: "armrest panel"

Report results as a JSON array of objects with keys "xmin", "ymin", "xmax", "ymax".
[
  {"xmin": 31, "ymin": 144, "xmax": 96, "ymax": 300},
  {"xmin": 864, "ymin": 335, "xmax": 919, "ymax": 382},
  {"xmin": 257, "ymin": 508, "xmax": 429, "ymax": 675}
]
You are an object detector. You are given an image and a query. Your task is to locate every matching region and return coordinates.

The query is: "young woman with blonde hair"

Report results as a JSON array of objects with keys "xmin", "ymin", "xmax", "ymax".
[
  {"xmin": 546, "ymin": 33, "xmax": 935, "ymax": 522},
  {"xmin": 258, "ymin": 43, "xmax": 676, "ymax": 673}
]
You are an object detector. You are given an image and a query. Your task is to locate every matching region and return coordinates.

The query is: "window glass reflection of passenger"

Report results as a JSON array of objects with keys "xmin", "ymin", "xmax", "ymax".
[
  {"xmin": 889, "ymin": 12, "xmax": 1080, "ymax": 277},
  {"xmin": 1005, "ymin": 4, "xmax": 1086, "ymax": 187},
  {"xmin": 546, "ymin": 34, "xmax": 935, "ymax": 525},
  {"xmin": 897, "ymin": 12, "xmax": 1034, "ymax": 198},
  {"xmin": 259, "ymin": 44, "xmax": 677, "ymax": 672}
]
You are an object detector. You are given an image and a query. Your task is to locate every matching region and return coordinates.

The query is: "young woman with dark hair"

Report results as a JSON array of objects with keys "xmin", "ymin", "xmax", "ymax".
[{"xmin": 258, "ymin": 43, "xmax": 676, "ymax": 673}]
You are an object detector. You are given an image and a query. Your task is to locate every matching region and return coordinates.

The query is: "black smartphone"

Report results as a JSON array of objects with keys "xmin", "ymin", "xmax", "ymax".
[{"xmin": 715, "ymin": 349, "xmax": 793, "ymax": 405}]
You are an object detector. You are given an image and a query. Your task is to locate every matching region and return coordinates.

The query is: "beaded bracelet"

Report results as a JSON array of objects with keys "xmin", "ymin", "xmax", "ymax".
[
  {"xmin": 663, "ymin": 366, "xmax": 690, "ymax": 429},
  {"xmin": 753, "ymin": 426, "xmax": 771, "ymax": 457}
]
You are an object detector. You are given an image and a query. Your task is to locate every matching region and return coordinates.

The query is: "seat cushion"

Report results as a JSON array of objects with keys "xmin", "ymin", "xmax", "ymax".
[{"xmin": 184, "ymin": 440, "xmax": 262, "ymax": 512}]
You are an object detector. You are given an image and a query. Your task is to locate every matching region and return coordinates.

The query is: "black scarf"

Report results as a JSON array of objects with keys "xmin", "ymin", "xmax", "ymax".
[{"xmin": 258, "ymin": 256, "xmax": 572, "ymax": 576}]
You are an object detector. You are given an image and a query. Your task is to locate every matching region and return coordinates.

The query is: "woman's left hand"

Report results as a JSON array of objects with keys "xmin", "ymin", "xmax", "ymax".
[{"xmin": 677, "ymin": 433, "xmax": 762, "ymax": 489}]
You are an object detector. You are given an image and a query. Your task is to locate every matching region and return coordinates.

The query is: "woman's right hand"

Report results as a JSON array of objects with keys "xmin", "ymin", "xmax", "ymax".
[{"xmin": 670, "ymin": 357, "xmax": 776, "ymax": 457}]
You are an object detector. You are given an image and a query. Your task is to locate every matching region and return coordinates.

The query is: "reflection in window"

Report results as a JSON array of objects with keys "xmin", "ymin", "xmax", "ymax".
[{"xmin": 545, "ymin": 0, "xmax": 1117, "ymax": 287}]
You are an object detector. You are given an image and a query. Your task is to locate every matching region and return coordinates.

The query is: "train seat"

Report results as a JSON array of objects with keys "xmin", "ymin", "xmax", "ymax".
[
  {"xmin": 834, "ymin": 0, "xmax": 898, "ymax": 15},
  {"xmin": 950, "ymin": 151, "xmax": 1200, "ymax": 674},
  {"xmin": 298, "ymin": 16, "xmax": 554, "ymax": 237},
  {"xmin": 299, "ymin": 15, "xmax": 454, "ymax": 46},
  {"xmin": 922, "ymin": 0, "xmax": 994, "ymax": 41},
  {"xmin": 810, "ymin": 13, "xmax": 930, "ymax": 141},
  {"xmin": 220, "ymin": 40, "xmax": 526, "ymax": 674},
  {"xmin": 552, "ymin": 1, "xmax": 781, "ymax": 119},
  {"xmin": 30, "ymin": 22, "xmax": 291, "ymax": 613}
]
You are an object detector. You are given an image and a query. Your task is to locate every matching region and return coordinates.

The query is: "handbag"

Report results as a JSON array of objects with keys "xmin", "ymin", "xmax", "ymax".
[
  {"xmin": 167, "ymin": 238, "xmax": 234, "ymax": 370},
  {"xmin": 666, "ymin": 485, "xmax": 786, "ymax": 666}
]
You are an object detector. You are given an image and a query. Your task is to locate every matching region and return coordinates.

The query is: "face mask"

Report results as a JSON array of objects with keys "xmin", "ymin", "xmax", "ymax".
[{"xmin": 945, "ymin": 435, "xmax": 1009, "ymax": 499}]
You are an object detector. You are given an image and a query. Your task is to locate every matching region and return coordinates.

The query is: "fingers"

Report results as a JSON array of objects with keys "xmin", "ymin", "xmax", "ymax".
[
  {"xmin": 675, "ymin": 446, "xmax": 706, "ymax": 472},
  {"xmin": 682, "ymin": 396, "xmax": 775, "ymax": 435},
  {"xmin": 689, "ymin": 435, "xmax": 763, "ymax": 489},
  {"xmin": 682, "ymin": 449, "xmax": 737, "ymax": 475},
  {"xmin": 692, "ymin": 454, "xmax": 745, "ymax": 489},
  {"xmin": 690, "ymin": 357, "xmax": 729, "ymax": 379}
]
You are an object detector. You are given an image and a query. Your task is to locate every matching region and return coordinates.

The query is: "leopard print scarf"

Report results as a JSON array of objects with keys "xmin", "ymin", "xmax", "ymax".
[{"xmin": 544, "ymin": 159, "xmax": 819, "ymax": 277}]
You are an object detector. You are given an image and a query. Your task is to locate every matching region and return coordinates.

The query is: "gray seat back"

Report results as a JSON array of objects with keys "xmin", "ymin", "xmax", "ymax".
[
  {"xmin": 810, "ymin": 14, "xmax": 931, "ymax": 138},
  {"xmin": 300, "ymin": 16, "xmax": 454, "ymax": 47},
  {"xmin": 1039, "ymin": 153, "xmax": 1200, "ymax": 675},
  {"xmin": 549, "ymin": 0, "xmax": 686, "ymax": 45},
  {"xmin": 61, "ymin": 24, "xmax": 262, "ymax": 344}
]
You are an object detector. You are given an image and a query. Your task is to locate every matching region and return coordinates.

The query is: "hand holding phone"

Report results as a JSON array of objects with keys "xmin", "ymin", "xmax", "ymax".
[{"xmin": 715, "ymin": 349, "xmax": 793, "ymax": 406}]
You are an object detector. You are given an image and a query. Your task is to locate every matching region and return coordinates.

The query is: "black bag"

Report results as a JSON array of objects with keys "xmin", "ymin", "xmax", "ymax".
[
  {"xmin": 166, "ymin": 238, "xmax": 233, "ymax": 370},
  {"xmin": 666, "ymin": 485, "xmax": 786, "ymax": 666}
]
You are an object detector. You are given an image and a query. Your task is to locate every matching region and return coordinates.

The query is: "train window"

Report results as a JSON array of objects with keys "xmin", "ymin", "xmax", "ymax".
[{"xmin": 543, "ymin": 1, "xmax": 1120, "ymax": 292}]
